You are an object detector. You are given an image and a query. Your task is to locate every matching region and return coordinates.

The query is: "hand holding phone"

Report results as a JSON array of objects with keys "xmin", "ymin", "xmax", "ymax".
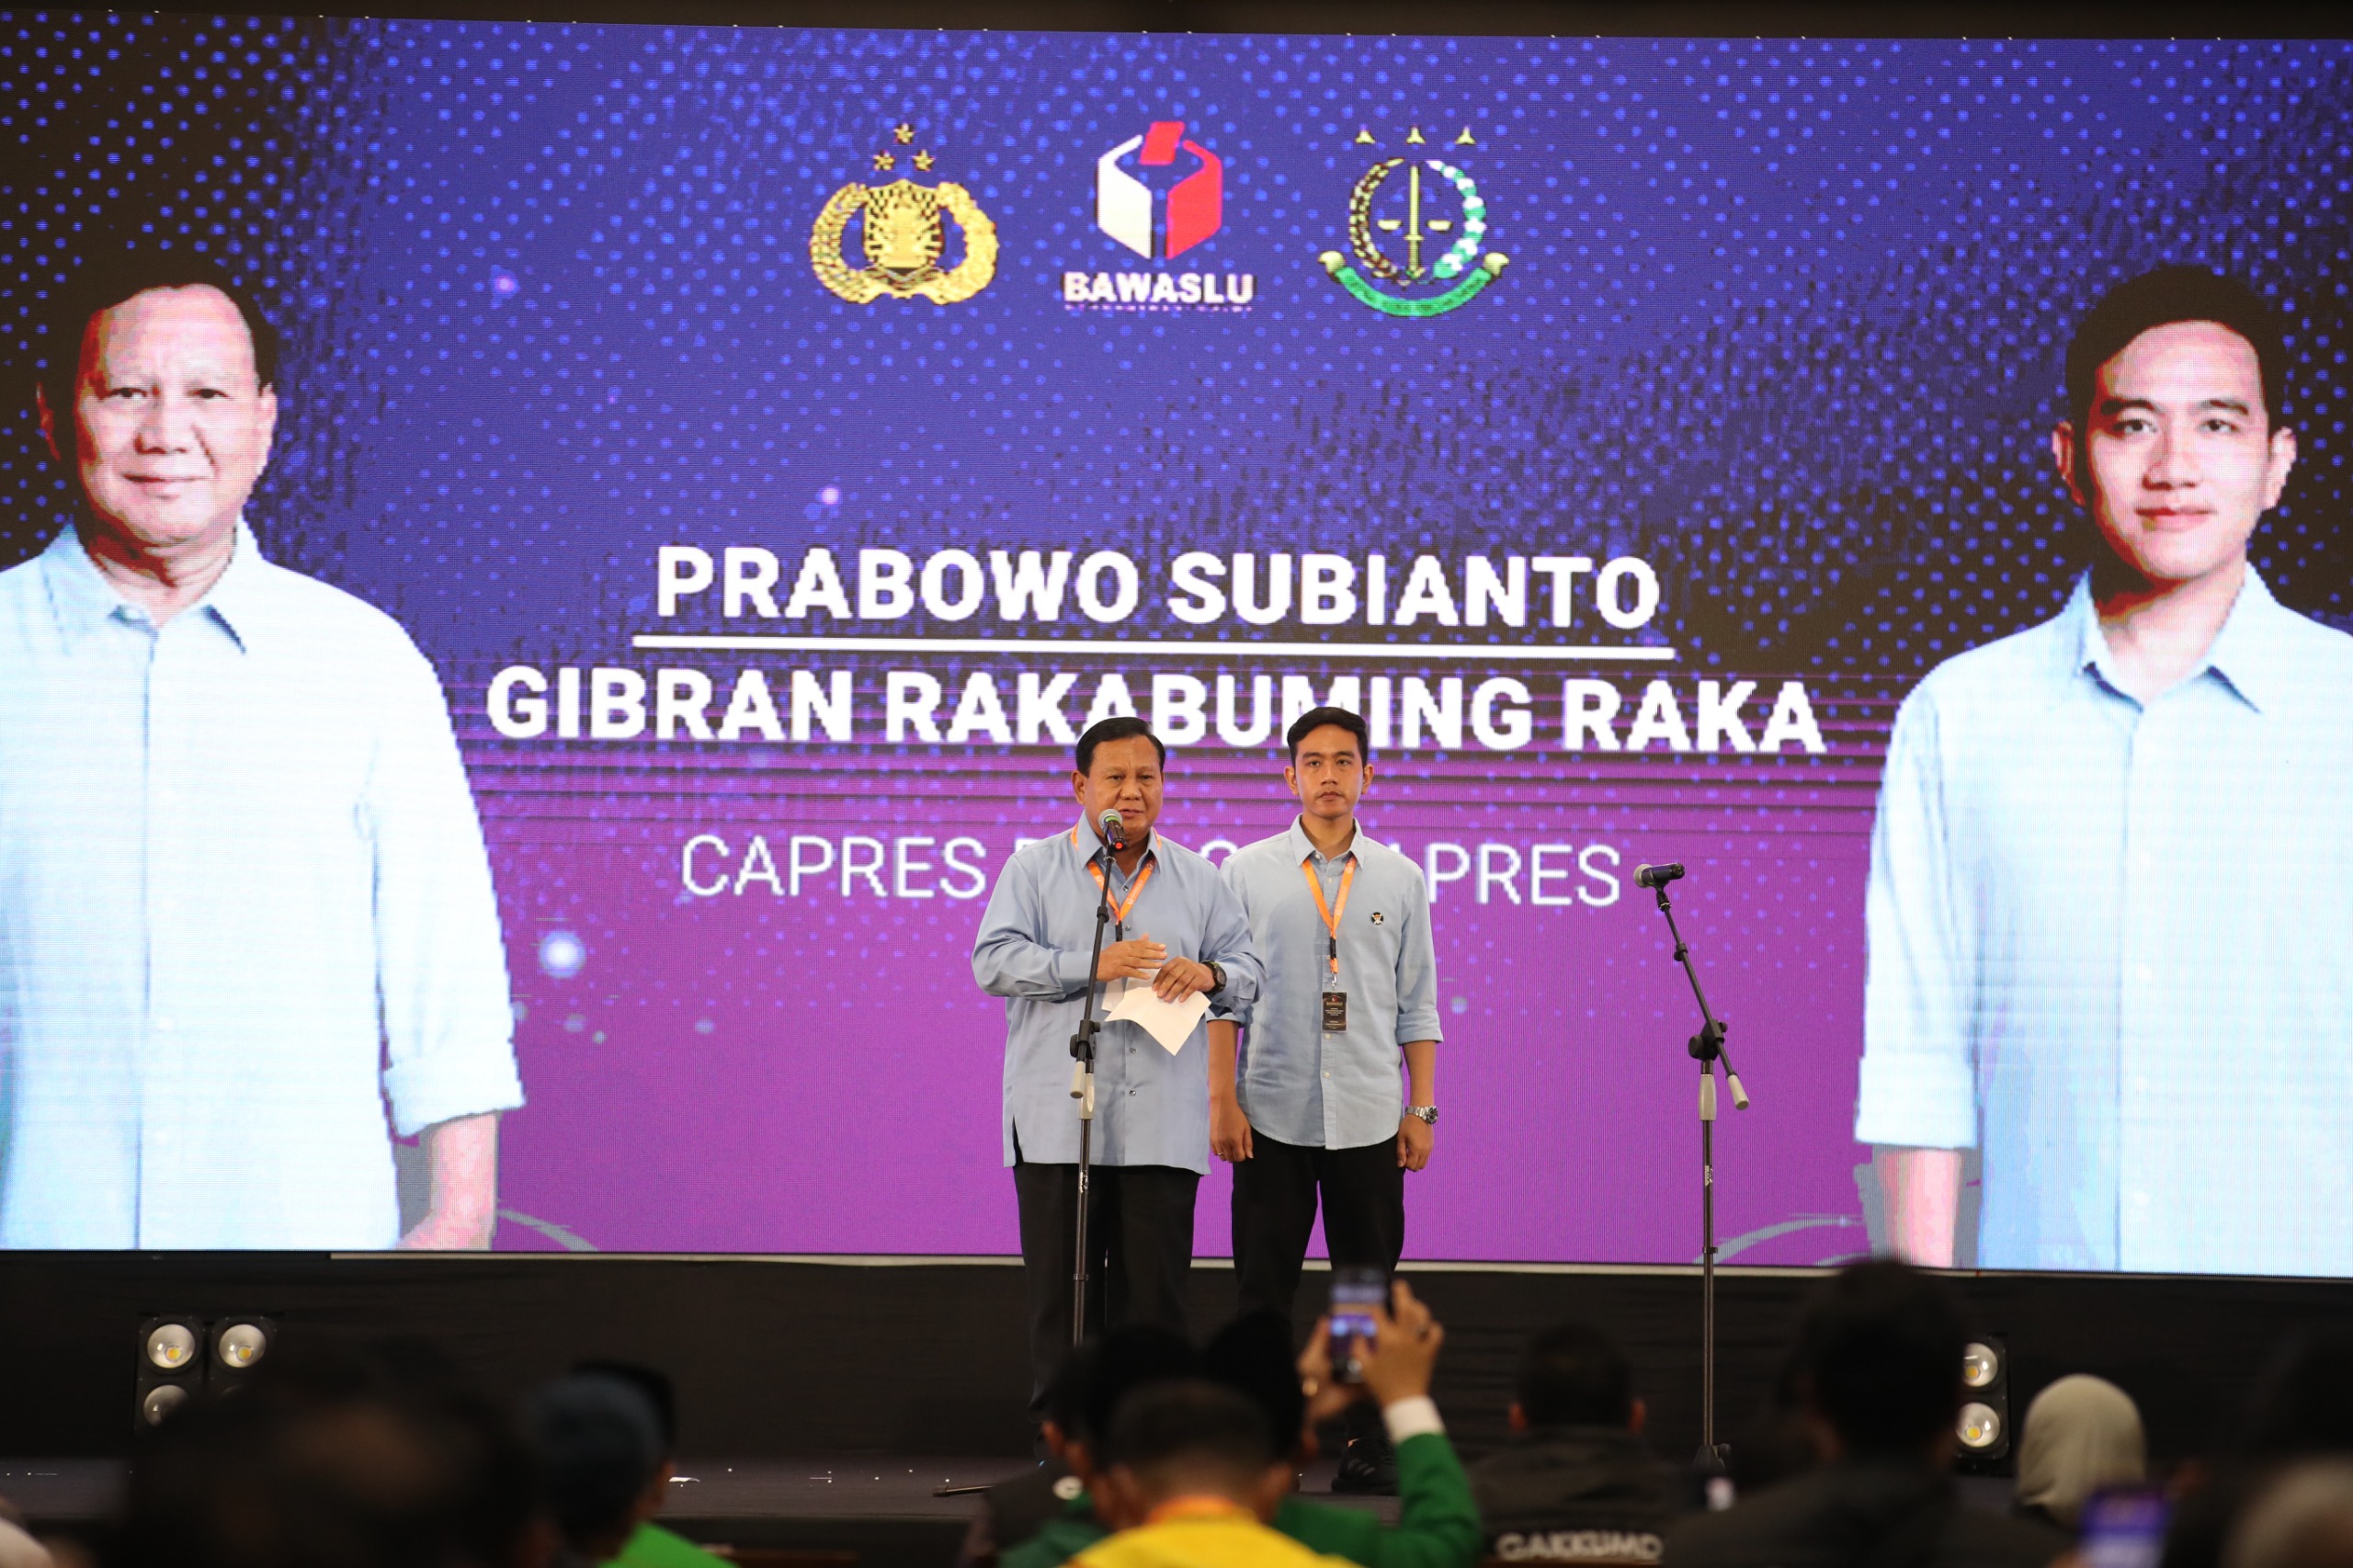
[
  {"xmin": 1328, "ymin": 1267, "xmax": 1386, "ymax": 1385},
  {"xmin": 1357, "ymin": 1278, "xmax": 1444, "ymax": 1408}
]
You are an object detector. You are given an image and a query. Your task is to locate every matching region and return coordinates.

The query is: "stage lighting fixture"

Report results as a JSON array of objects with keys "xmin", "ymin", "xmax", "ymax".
[
  {"xmin": 134, "ymin": 1315, "xmax": 204, "ymax": 1431},
  {"xmin": 144, "ymin": 1322, "xmax": 197, "ymax": 1371},
  {"xmin": 1955, "ymin": 1336, "xmax": 2012, "ymax": 1471},
  {"xmin": 1959, "ymin": 1402, "xmax": 2004, "ymax": 1447},
  {"xmin": 140, "ymin": 1382, "xmax": 190, "ymax": 1425},
  {"xmin": 208, "ymin": 1316, "xmax": 278, "ymax": 1394}
]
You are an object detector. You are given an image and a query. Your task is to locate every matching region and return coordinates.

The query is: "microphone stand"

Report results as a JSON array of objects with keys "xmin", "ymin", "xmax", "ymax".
[
  {"xmin": 1066, "ymin": 832, "xmax": 1121, "ymax": 1347},
  {"xmin": 1647, "ymin": 875, "xmax": 1751, "ymax": 1475}
]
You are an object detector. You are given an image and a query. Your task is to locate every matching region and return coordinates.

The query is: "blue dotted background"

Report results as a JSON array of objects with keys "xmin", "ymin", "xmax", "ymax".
[
  {"xmin": 4, "ymin": 21, "xmax": 2348, "ymax": 674},
  {"xmin": 5, "ymin": 17, "xmax": 2351, "ymax": 1259}
]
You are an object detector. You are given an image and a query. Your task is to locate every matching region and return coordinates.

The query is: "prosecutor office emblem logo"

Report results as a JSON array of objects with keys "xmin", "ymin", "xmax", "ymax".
[
  {"xmin": 1319, "ymin": 126, "xmax": 1508, "ymax": 318},
  {"xmin": 810, "ymin": 123, "xmax": 999, "ymax": 305}
]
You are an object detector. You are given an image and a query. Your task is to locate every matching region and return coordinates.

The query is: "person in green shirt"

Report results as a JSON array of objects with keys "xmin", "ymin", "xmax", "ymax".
[
  {"xmin": 997, "ymin": 1280, "xmax": 1481, "ymax": 1568},
  {"xmin": 961, "ymin": 1326, "xmax": 1197, "ymax": 1568},
  {"xmin": 609, "ymin": 1519, "xmax": 730, "ymax": 1568},
  {"xmin": 528, "ymin": 1362, "xmax": 731, "ymax": 1568}
]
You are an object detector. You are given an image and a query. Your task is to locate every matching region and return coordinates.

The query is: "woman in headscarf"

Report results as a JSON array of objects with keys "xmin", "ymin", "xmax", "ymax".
[{"xmin": 2015, "ymin": 1374, "xmax": 2149, "ymax": 1532}]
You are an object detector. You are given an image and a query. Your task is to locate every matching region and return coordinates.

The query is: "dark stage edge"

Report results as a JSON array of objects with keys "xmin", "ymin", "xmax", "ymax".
[
  {"xmin": 3, "ymin": 1255, "xmax": 2347, "ymax": 1469},
  {"xmin": 0, "ymin": 1449, "xmax": 2032, "ymax": 1568}
]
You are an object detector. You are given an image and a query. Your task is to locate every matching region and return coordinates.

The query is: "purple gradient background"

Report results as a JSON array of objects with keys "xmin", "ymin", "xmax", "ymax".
[
  {"xmin": 20, "ymin": 19, "xmax": 2352, "ymax": 1264},
  {"xmin": 475, "ymin": 669, "xmax": 1890, "ymax": 1262}
]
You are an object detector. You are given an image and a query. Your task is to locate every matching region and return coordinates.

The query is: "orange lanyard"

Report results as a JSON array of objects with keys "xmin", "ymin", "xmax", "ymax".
[
  {"xmin": 1302, "ymin": 856, "xmax": 1357, "ymax": 978},
  {"xmin": 1075, "ymin": 825, "xmax": 1154, "ymax": 932},
  {"xmin": 1089, "ymin": 859, "xmax": 1154, "ymax": 929}
]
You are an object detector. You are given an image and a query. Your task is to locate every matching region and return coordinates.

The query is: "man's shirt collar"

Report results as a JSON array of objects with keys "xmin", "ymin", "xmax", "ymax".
[
  {"xmin": 197, "ymin": 519, "xmax": 271, "ymax": 652},
  {"xmin": 2055, "ymin": 565, "xmax": 2293, "ymax": 715},
  {"xmin": 41, "ymin": 517, "xmax": 271, "ymax": 653},
  {"xmin": 2197, "ymin": 568, "xmax": 2295, "ymax": 714},
  {"xmin": 38, "ymin": 526, "xmax": 119, "ymax": 649},
  {"xmin": 1288, "ymin": 814, "xmax": 1359, "ymax": 866}
]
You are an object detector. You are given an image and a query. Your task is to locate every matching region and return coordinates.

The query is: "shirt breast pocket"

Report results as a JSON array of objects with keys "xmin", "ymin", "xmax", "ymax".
[
  {"xmin": 201, "ymin": 662, "xmax": 375, "ymax": 867},
  {"xmin": 1358, "ymin": 905, "xmax": 1405, "ymax": 973}
]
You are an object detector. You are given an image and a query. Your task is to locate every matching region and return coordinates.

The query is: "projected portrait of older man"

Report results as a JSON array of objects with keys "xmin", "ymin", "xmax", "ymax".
[
  {"xmin": 1857, "ymin": 267, "xmax": 2353, "ymax": 1277},
  {"xmin": 0, "ymin": 254, "xmax": 522, "ymax": 1250}
]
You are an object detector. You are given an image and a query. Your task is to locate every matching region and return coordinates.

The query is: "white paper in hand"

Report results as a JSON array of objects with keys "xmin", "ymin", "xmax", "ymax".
[{"xmin": 1105, "ymin": 975, "xmax": 1211, "ymax": 1054}]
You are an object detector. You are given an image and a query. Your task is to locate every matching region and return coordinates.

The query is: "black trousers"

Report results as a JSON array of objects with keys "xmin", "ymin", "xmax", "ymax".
[
  {"xmin": 1231, "ymin": 1131, "xmax": 1406, "ymax": 1324},
  {"xmin": 1012, "ymin": 1139, "xmax": 1199, "ymax": 1415}
]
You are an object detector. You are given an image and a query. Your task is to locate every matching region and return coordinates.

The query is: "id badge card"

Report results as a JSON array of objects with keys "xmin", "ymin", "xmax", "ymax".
[{"xmin": 1322, "ymin": 991, "xmax": 1349, "ymax": 1033}]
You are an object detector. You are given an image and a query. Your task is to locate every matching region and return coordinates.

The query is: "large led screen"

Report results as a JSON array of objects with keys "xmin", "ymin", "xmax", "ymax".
[{"xmin": 3, "ymin": 11, "xmax": 2348, "ymax": 1271}]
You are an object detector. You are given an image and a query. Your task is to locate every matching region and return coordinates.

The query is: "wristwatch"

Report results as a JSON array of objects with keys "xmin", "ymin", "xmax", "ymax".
[
  {"xmin": 1406, "ymin": 1105, "xmax": 1438, "ymax": 1127},
  {"xmin": 1205, "ymin": 960, "xmax": 1227, "ymax": 996}
]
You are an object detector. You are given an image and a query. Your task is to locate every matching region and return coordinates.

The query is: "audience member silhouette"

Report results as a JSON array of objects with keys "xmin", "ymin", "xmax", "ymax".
[
  {"xmin": 1665, "ymin": 1262, "xmax": 2064, "ymax": 1568},
  {"xmin": 1471, "ymin": 1321, "xmax": 1677, "ymax": 1563}
]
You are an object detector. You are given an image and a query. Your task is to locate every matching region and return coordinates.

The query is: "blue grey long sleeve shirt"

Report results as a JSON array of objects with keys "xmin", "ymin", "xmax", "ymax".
[
  {"xmin": 972, "ymin": 824, "xmax": 1260, "ymax": 1174},
  {"xmin": 0, "ymin": 524, "xmax": 522, "ymax": 1249},
  {"xmin": 1857, "ymin": 571, "xmax": 2353, "ymax": 1275},
  {"xmin": 1221, "ymin": 818, "xmax": 1442, "ymax": 1151}
]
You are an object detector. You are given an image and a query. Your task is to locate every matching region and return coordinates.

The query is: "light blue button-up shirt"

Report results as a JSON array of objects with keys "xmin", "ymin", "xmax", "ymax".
[
  {"xmin": 1221, "ymin": 818, "xmax": 1443, "ymax": 1151},
  {"xmin": 972, "ymin": 824, "xmax": 1260, "ymax": 1175},
  {"xmin": 0, "ymin": 524, "xmax": 523, "ymax": 1250},
  {"xmin": 1857, "ymin": 570, "xmax": 2353, "ymax": 1276}
]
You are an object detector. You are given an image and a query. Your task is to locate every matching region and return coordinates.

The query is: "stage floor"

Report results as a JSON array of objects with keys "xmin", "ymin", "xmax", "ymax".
[{"xmin": 10, "ymin": 1254, "xmax": 2353, "ymax": 1520}]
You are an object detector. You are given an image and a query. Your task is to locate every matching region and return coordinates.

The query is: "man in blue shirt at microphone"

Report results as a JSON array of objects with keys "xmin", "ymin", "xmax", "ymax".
[{"xmin": 972, "ymin": 716, "xmax": 1261, "ymax": 1420}]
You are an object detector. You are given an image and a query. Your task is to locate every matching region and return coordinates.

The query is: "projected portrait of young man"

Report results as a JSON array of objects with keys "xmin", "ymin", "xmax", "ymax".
[
  {"xmin": 1857, "ymin": 266, "xmax": 2353, "ymax": 1276},
  {"xmin": 0, "ymin": 254, "xmax": 523, "ymax": 1249}
]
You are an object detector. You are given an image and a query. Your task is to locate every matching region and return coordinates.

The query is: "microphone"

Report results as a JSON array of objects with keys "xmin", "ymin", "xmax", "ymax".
[
  {"xmin": 1097, "ymin": 809, "xmax": 1129, "ymax": 853},
  {"xmin": 1634, "ymin": 862, "xmax": 1686, "ymax": 890}
]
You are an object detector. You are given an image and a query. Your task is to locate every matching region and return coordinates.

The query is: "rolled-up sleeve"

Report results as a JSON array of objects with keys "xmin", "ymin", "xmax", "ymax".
[
  {"xmin": 368, "ymin": 644, "xmax": 524, "ymax": 1138},
  {"xmin": 1199, "ymin": 871, "xmax": 1262, "ymax": 1017},
  {"xmin": 1394, "ymin": 869, "xmax": 1443, "ymax": 1044},
  {"xmin": 1856, "ymin": 686, "xmax": 1980, "ymax": 1150},
  {"xmin": 973, "ymin": 855, "xmax": 1093, "ymax": 999},
  {"xmin": 1209, "ymin": 860, "xmax": 1259, "ymax": 1026}
]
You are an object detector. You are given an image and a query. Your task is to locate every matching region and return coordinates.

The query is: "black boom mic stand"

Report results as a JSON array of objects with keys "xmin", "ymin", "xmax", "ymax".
[
  {"xmin": 1066, "ymin": 829, "xmax": 1121, "ymax": 1347},
  {"xmin": 1639, "ymin": 864, "xmax": 1752, "ymax": 1474}
]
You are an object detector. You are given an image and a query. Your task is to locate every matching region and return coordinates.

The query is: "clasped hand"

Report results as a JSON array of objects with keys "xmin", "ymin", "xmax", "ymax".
[{"xmin": 1096, "ymin": 934, "xmax": 1214, "ymax": 1000}]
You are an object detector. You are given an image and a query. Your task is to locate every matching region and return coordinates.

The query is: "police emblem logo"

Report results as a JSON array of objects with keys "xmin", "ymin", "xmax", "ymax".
[
  {"xmin": 811, "ymin": 122, "xmax": 999, "ymax": 305},
  {"xmin": 1318, "ymin": 125, "xmax": 1507, "ymax": 318}
]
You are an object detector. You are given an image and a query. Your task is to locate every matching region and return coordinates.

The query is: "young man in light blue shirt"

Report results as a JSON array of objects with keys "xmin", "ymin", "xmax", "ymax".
[
  {"xmin": 1859, "ymin": 267, "xmax": 2353, "ymax": 1276},
  {"xmin": 1216, "ymin": 706, "xmax": 1441, "ymax": 1486}
]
